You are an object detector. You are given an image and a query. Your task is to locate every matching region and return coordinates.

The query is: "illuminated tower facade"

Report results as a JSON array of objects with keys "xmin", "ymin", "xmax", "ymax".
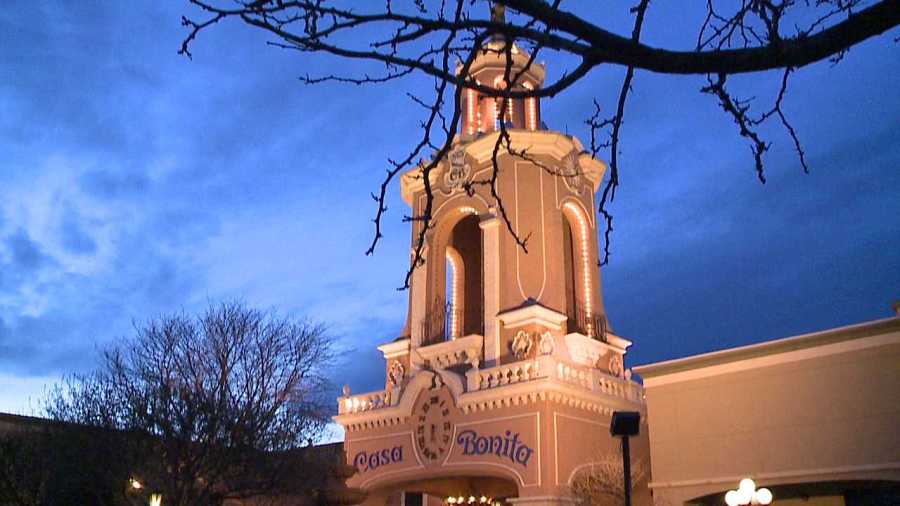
[{"xmin": 335, "ymin": 33, "xmax": 650, "ymax": 506}]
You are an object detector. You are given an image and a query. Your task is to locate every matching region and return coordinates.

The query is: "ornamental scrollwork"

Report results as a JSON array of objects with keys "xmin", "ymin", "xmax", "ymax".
[
  {"xmin": 559, "ymin": 150, "xmax": 584, "ymax": 195},
  {"xmin": 538, "ymin": 331, "xmax": 555, "ymax": 356},
  {"xmin": 443, "ymin": 148, "xmax": 472, "ymax": 192},
  {"xmin": 608, "ymin": 354, "xmax": 624, "ymax": 378},
  {"xmin": 511, "ymin": 330, "xmax": 534, "ymax": 360},
  {"xmin": 388, "ymin": 360, "xmax": 406, "ymax": 388}
]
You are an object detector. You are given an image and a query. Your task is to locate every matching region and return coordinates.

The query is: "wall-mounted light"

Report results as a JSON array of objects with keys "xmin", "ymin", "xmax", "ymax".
[{"xmin": 725, "ymin": 478, "xmax": 773, "ymax": 505}]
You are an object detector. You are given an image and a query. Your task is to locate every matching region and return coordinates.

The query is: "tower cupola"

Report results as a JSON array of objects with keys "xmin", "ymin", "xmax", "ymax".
[{"xmin": 458, "ymin": 8, "xmax": 546, "ymax": 136}]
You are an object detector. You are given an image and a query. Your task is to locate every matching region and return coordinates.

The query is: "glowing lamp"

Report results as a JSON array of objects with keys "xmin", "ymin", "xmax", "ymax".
[
  {"xmin": 724, "ymin": 490, "xmax": 739, "ymax": 506},
  {"xmin": 130, "ymin": 478, "xmax": 143, "ymax": 490},
  {"xmin": 725, "ymin": 478, "xmax": 773, "ymax": 505}
]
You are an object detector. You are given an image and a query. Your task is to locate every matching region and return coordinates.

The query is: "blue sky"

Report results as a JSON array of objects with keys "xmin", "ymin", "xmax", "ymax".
[{"xmin": 1, "ymin": 2, "xmax": 898, "ymax": 414}]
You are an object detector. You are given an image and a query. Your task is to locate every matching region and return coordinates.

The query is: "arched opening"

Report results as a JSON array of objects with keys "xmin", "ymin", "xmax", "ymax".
[
  {"xmin": 448, "ymin": 214, "xmax": 483, "ymax": 338},
  {"xmin": 562, "ymin": 202, "xmax": 604, "ymax": 340},
  {"xmin": 423, "ymin": 211, "xmax": 485, "ymax": 344}
]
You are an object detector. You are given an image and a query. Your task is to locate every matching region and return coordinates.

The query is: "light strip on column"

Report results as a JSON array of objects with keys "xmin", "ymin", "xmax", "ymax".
[
  {"xmin": 467, "ymin": 88, "xmax": 476, "ymax": 135},
  {"xmin": 527, "ymin": 97, "xmax": 537, "ymax": 130},
  {"xmin": 446, "ymin": 251, "xmax": 460, "ymax": 339}
]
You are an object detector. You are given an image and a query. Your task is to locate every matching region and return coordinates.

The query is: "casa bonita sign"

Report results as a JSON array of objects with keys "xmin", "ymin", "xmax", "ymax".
[
  {"xmin": 353, "ymin": 429, "xmax": 534, "ymax": 474},
  {"xmin": 456, "ymin": 429, "xmax": 534, "ymax": 467}
]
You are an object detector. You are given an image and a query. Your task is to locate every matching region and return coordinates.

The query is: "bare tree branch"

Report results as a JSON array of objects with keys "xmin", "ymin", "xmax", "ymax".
[{"xmin": 177, "ymin": 0, "xmax": 900, "ymax": 280}]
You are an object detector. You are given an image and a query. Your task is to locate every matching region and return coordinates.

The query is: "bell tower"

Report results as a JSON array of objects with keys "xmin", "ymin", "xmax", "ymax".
[
  {"xmin": 400, "ymin": 37, "xmax": 613, "ymax": 371},
  {"xmin": 336, "ymin": 28, "xmax": 650, "ymax": 506}
]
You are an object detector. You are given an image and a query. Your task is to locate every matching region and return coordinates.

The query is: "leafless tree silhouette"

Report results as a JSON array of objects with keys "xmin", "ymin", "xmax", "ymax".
[
  {"xmin": 45, "ymin": 301, "xmax": 336, "ymax": 506},
  {"xmin": 179, "ymin": 0, "xmax": 900, "ymax": 286}
]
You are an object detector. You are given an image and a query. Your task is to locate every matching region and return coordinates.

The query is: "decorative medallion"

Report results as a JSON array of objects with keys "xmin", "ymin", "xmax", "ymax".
[
  {"xmin": 511, "ymin": 330, "xmax": 534, "ymax": 360},
  {"xmin": 608, "ymin": 354, "xmax": 624, "ymax": 378},
  {"xmin": 559, "ymin": 150, "xmax": 584, "ymax": 195},
  {"xmin": 413, "ymin": 386, "xmax": 454, "ymax": 465},
  {"xmin": 444, "ymin": 148, "xmax": 472, "ymax": 192},
  {"xmin": 388, "ymin": 360, "xmax": 405, "ymax": 388},
  {"xmin": 538, "ymin": 331, "xmax": 555, "ymax": 356}
]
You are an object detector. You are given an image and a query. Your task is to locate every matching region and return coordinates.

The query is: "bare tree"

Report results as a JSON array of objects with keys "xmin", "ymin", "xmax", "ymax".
[
  {"xmin": 45, "ymin": 301, "xmax": 335, "ymax": 506},
  {"xmin": 179, "ymin": 0, "xmax": 900, "ymax": 285},
  {"xmin": 569, "ymin": 453, "xmax": 650, "ymax": 506},
  {"xmin": 0, "ymin": 416, "xmax": 133, "ymax": 506}
]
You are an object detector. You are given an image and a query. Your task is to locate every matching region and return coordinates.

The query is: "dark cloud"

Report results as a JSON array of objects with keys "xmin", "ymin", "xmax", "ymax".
[
  {"xmin": 5, "ymin": 229, "xmax": 53, "ymax": 272},
  {"xmin": 59, "ymin": 209, "xmax": 97, "ymax": 255},
  {"xmin": 79, "ymin": 169, "xmax": 149, "ymax": 201}
]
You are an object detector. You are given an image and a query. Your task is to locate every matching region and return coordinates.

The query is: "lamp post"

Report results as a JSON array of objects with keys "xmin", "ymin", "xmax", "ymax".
[
  {"xmin": 610, "ymin": 411, "xmax": 641, "ymax": 506},
  {"xmin": 724, "ymin": 478, "xmax": 773, "ymax": 505}
]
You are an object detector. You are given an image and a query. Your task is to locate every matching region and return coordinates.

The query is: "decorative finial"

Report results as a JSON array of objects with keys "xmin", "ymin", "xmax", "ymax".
[{"xmin": 491, "ymin": 3, "xmax": 506, "ymax": 24}]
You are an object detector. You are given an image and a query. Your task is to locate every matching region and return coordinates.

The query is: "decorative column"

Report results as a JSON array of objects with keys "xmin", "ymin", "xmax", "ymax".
[
  {"xmin": 409, "ymin": 246, "xmax": 428, "ymax": 370},
  {"xmin": 480, "ymin": 211, "xmax": 501, "ymax": 368}
]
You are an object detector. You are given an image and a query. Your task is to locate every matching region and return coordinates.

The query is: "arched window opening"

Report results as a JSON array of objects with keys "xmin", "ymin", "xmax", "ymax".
[
  {"xmin": 422, "ymin": 211, "xmax": 485, "ymax": 345},
  {"xmin": 562, "ymin": 202, "xmax": 603, "ymax": 340},
  {"xmin": 448, "ymin": 214, "xmax": 483, "ymax": 338}
]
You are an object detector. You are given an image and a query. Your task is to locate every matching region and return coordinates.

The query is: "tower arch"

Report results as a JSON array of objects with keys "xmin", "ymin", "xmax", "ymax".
[
  {"xmin": 423, "ymin": 205, "xmax": 486, "ymax": 345},
  {"xmin": 560, "ymin": 199, "xmax": 604, "ymax": 339}
]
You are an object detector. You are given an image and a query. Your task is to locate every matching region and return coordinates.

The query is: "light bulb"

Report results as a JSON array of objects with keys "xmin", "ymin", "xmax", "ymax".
[
  {"xmin": 739, "ymin": 478, "xmax": 756, "ymax": 493},
  {"xmin": 736, "ymin": 488, "xmax": 753, "ymax": 505},
  {"xmin": 724, "ymin": 490, "xmax": 739, "ymax": 506},
  {"xmin": 755, "ymin": 488, "xmax": 773, "ymax": 505}
]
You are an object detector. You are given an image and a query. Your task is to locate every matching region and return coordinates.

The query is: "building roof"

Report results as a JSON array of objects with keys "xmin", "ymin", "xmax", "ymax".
[{"xmin": 634, "ymin": 314, "xmax": 900, "ymax": 381}]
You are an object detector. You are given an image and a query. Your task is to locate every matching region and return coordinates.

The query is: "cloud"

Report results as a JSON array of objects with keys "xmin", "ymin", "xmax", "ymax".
[{"xmin": 5, "ymin": 228, "xmax": 53, "ymax": 272}]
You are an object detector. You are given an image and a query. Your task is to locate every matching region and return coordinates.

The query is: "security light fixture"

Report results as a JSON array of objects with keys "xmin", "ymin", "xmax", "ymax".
[{"xmin": 610, "ymin": 410, "xmax": 641, "ymax": 437}]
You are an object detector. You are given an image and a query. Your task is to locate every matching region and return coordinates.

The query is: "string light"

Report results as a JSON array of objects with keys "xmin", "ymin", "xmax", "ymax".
[
  {"xmin": 490, "ymin": 98, "xmax": 498, "ymax": 131},
  {"xmin": 523, "ymin": 82, "xmax": 537, "ymax": 130},
  {"xmin": 466, "ymin": 88, "xmax": 477, "ymax": 135},
  {"xmin": 445, "ymin": 496, "xmax": 492, "ymax": 504},
  {"xmin": 564, "ymin": 203, "xmax": 593, "ymax": 334},
  {"xmin": 446, "ymin": 250, "xmax": 461, "ymax": 339}
]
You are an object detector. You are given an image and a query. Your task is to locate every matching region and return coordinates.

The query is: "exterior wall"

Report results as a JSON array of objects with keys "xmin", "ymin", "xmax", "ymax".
[
  {"xmin": 339, "ymin": 369, "xmax": 649, "ymax": 505},
  {"xmin": 636, "ymin": 317, "xmax": 900, "ymax": 505}
]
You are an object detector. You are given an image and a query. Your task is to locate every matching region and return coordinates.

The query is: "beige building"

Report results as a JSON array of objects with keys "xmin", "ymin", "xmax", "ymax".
[
  {"xmin": 334, "ymin": 27, "xmax": 651, "ymax": 506},
  {"xmin": 635, "ymin": 309, "xmax": 900, "ymax": 505}
]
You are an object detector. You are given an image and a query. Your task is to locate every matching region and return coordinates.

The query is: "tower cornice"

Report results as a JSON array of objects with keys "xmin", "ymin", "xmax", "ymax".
[{"xmin": 400, "ymin": 131, "xmax": 607, "ymax": 206}]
